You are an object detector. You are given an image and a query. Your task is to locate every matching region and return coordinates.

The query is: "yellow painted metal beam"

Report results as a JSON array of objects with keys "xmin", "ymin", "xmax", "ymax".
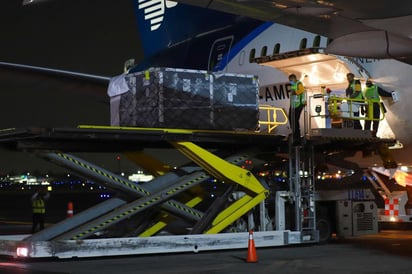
[
  {"xmin": 124, "ymin": 151, "xmax": 172, "ymax": 176},
  {"xmin": 78, "ymin": 124, "xmax": 263, "ymax": 136},
  {"xmin": 171, "ymin": 141, "xmax": 267, "ymax": 195},
  {"xmin": 170, "ymin": 141, "xmax": 269, "ymax": 234},
  {"xmin": 206, "ymin": 192, "xmax": 267, "ymax": 234},
  {"xmin": 139, "ymin": 196, "xmax": 204, "ymax": 237},
  {"xmin": 211, "ymin": 194, "xmax": 253, "ymax": 225},
  {"xmin": 139, "ymin": 215, "xmax": 171, "ymax": 237}
]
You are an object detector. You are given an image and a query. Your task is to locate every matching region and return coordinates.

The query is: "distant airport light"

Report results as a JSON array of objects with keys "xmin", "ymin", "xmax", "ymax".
[
  {"xmin": 16, "ymin": 247, "xmax": 28, "ymax": 257},
  {"xmin": 128, "ymin": 172, "xmax": 154, "ymax": 183},
  {"xmin": 399, "ymin": 165, "xmax": 412, "ymax": 172}
]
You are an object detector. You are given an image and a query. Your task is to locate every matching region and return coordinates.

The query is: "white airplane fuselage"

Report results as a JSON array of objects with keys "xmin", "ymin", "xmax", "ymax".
[{"xmin": 220, "ymin": 23, "xmax": 412, "ymax": 150}]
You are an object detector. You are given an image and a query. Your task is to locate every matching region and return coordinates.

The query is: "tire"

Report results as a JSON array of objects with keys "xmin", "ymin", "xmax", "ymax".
[{"xmin": 316, "ymin": 217, "xmax": 332, "ymax": 243}]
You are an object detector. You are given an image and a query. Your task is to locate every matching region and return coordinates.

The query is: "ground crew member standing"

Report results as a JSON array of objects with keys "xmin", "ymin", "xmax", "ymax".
[
  {"xmin": 345, "ymin": 73, "xmax": 363, "ymax": 129},
  {"xmin": 31, "ymin": 189, "xmax": 50, "ymax": 233},
  {"xmin": 288, "ymin": 74, "xmax": 306, "ymax": 145},
  {"xmin": 363, "ymin": 79, "xmax": 392, "ymax": 137}
]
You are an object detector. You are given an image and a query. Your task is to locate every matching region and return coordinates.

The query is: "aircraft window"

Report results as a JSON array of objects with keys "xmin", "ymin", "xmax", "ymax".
[
  {"xmin": 299, "ymin": 38, "xmax": 307, "ymax": 49},
  {"xmin": 260, "ymin": 46, "xmax": 267, "ymax": 57},
  {"xmin": 313, "ymin": 35, "xmax": 321, "ymax": 47},
  {"xmin": 238, "ymin": 51, "xmax": 245, "ymax": 66},
  {"xmin": 273, "ymin": 43, "xmax": 280, "ymax": 54},
  {"xmin": 249, "ymin": 48, "xmax": 256, "ymax": 63}
]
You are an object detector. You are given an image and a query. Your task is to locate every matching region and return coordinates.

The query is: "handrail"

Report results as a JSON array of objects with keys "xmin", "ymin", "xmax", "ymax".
[
  {"xmin": 258, "ymin": 105, "xmax": 288, "ymax": 133},
  {"xmin": 327, "ymin": 96, "xmax": 385, "ymax": 121}
]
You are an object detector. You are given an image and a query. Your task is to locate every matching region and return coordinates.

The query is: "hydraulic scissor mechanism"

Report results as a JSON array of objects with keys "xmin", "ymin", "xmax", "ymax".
[
  {"xmin": 29, "ymin": 143, "xmax": 268, "ymax": 241},
  {"xmin": 171, "ymin": 141, "xmax": 269, "ymax": 234}
]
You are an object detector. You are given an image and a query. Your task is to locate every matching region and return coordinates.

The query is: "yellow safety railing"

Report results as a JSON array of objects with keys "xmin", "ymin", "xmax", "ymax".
[
  {"xmin": 327, "ymin": 96, "xmax": 385, "ymax": 121},
  {"xmin": 258, "ymin": 105, "xmax": 288, "ymax": 133}
]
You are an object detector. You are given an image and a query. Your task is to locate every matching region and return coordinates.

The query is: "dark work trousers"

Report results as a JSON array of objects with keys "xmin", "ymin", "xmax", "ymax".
[
  {"xmin": 32, "ymin": 213, "xmax": 45, "ymax": 233},
  {"xmin": 364, "ymin": 102, "xmax": 380, "ymax": 136},
  {"xmin": 289, "ymin": 105, "xmax": 304, "ymax": 141},
  {"xmin": 353, "ymin": 111, "xmax": 362, "ymax": 130}
]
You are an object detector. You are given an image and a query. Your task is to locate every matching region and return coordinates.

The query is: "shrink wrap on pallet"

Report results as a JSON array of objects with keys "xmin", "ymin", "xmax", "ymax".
[{"xmin": 109, "ymin": 67, "xmax": 259, "ymax": 130}]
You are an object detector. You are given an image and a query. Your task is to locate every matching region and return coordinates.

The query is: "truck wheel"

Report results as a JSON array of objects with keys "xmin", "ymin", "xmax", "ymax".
[{"xmin": 317, "ymin": 217, "xmax": 331, "ymax": 243}]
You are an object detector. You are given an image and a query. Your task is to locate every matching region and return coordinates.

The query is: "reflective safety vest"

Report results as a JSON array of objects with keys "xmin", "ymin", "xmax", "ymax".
[
  {"xmin": 349, "ymin": 80, "xmax": 363, "ymax": 100},
  {"xmin": 364, "ymin": 85, "xmax": 379, "ymax": 100},
  {"xmin": 291, "ymin": 80, "xmax": 306, "ymax": 108},
  {"xmin": 32, "ymin": 198, "xmax": 45, "ymax": 214}
]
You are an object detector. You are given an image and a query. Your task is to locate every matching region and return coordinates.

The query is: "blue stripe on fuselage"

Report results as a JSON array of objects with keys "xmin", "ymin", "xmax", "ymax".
[{"xmin": 213, "ymin": 22, "xmax": 273, "ymax": 71}]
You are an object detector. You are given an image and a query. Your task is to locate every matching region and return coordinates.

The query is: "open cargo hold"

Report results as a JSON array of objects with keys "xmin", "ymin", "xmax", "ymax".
[{"xmin": 109, "ymin": 67, "xmax": 259, "ymax": 130}]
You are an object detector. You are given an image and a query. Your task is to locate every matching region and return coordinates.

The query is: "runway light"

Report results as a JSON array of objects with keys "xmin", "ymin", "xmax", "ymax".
[{"xmin": 16, "ymin": 247, "xmax": 28, "ymax": 257}]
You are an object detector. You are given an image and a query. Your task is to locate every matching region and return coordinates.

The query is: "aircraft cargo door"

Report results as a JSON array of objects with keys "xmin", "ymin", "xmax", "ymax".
[
  {"xmin": 252, "ymin": 48, "xmax": 361, "ymax": 91},
  {"xmin": 252, "ymin": 48, "xmax": 371, "ymax": 134}
]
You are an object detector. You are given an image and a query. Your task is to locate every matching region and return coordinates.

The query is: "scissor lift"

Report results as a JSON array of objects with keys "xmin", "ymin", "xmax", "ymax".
[
  {"xmin": 0, "ymin": 126, "xmax": 301, "ymax": 258},
  {"xmin": 0, "ymin": 124, "xmax": 393, "ymax": 258},
  {"xmin": 28, "ymin": 149, "xmax": 266, "ymax": 241}
]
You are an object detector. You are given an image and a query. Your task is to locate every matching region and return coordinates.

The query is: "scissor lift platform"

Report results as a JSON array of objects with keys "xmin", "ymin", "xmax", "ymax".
[{"xmin": 0, "ymin": 126, "xmax": 395, "ymax": 258}]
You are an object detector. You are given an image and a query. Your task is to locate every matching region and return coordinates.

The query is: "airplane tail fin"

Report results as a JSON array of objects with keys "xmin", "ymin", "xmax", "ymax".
[
  {"xmin": 133, "ymin": 0, "xmax": 180, "ymax": 63},
  {"xmin": 132, "ymin": 1, "xmax": 264, "ymax": 71}
]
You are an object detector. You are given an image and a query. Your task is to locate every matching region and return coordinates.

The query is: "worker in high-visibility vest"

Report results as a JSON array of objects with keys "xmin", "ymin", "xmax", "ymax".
[
  {"xmin": 288, "ymin": 74, "xmax": 306, "ymax": 146},
  {"xmin": 31, "ymin": 189, "xmax": 50, "ymax": 233},
  {"xmin": 345, "ymin": 73, "xmax": 363, "ymax": 130},
  {"xmin": 363, "ymin": 79, "xmax": 392, "ymax": 137}
]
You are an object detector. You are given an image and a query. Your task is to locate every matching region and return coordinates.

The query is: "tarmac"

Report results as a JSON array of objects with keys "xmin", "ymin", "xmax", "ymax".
[{"xmin": 1, "ymin": 223, "xmax": 412, "ymax": 274}]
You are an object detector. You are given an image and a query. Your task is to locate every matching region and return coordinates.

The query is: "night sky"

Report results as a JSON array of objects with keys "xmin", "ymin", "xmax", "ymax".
[
  {"xmin": 0, "ymin": 0, "xmax": 143, "ymax": 76},
  {"xmin": 0, "ymin": 1, "xmax": 396, "ymax": 176},
  {"xmin": 0, "ymin": 0, "xmax": 153, "ymax": 174}
]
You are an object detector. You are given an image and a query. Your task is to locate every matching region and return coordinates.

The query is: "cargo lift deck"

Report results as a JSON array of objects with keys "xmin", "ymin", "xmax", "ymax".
[{"xmin": 0, "ymin": 125, "xmax": 394, "ymax": 258}]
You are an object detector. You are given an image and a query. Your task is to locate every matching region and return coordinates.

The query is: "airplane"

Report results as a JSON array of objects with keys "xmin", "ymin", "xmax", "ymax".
[
  {"xmin": 122, "ymin": 0, "xmax": 410, "ymax": 144},
  {"xmin": 173, "ymin": 1, "xmax": 412, "ymax": 63},
  {"xmin": 3, "ymin": 0, "xmax": 412, "ymax": 183},
  {"xmin": 127, "ymin": 1, "xmax": 412, "ymax": 167}
]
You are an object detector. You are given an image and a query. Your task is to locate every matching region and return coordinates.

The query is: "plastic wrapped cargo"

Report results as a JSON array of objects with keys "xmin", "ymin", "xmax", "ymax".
[{"xmin": 108, "ymin": 67, "xmax": 259, "ymax": 131}]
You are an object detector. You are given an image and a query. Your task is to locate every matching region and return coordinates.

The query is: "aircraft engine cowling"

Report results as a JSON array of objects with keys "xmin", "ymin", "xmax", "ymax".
[{"xmin": 325, "ymin": 30, "xmax": 412, "ymax": 60}]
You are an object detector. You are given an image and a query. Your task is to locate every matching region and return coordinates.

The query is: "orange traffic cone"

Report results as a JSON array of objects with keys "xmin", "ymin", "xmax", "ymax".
[
  {"xmin": 67, "ymin": 201, "xmax": 74, "ymax": 218},
  {"xmin": 246, "ymin": 230, "xmax": 258, "ymax": 263}
]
